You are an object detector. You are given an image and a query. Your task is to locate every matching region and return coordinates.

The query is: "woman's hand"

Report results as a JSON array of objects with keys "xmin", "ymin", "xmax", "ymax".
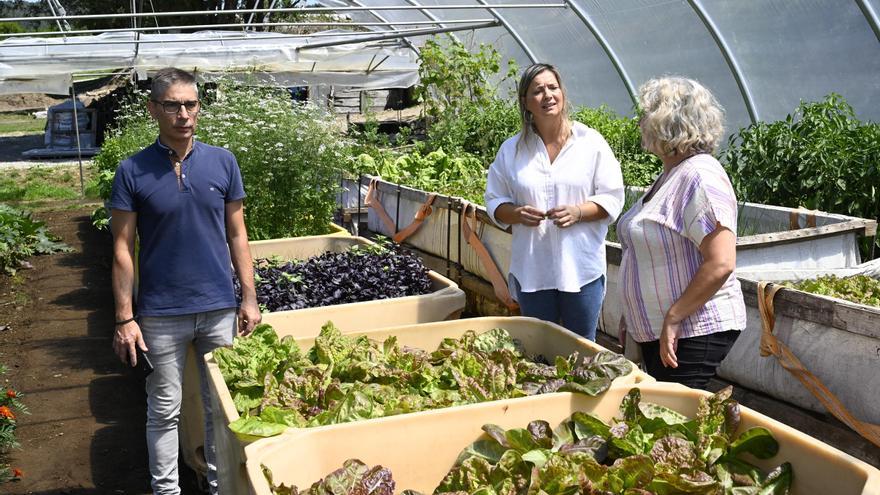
[
  {"xmin": 547, "ymin": 204, "xmax": 581, "ymax": 228},
  {"xmin": 514, "ymin": 205, "xmax": 547, "ymax": 227},
  {"xmin": 659, "ymin": 314, "xmax": 681, "ymax": 368},
  {"xmin": 618, "ymin": 314, "xmax": 627, "ymax": 348}
]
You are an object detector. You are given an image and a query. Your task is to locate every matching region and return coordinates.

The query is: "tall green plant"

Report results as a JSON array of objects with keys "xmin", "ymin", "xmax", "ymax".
[
  {"xmin": 572, "ymin": 106, "xmax": 661, "ymax": 187},
  {"xmin": 414, "ymin": 36, "xmax": 519, "ymax": 160},
  {"xmin": 724, "ymin": 94, "xmax": 880, "ymax": 245},
  {"xmin": 198, "ymin": 82, "xmax": 348, "ymax": 239},
  {"xmin": 415, "ymin": 37, "xmax": 510, "ymax": 118},
  {"xmin": 93, "ymin": 89, "xmax": 155, "ymax": 197}
]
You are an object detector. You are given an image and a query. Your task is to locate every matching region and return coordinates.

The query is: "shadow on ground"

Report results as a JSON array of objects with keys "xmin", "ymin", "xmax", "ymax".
[{"xmin": 10, "ymin": 211, "xmax": 205, "ymax": 494}]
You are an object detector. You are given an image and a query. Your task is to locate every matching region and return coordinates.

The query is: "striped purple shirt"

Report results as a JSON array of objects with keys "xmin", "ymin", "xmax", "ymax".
[{"xmin": 617, "ymin": 154, "xmax": 746, "ymax": 343}]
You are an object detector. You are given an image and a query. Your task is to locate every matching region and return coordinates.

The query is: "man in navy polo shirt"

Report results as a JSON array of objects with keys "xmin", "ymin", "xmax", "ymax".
[{"xmin": 109, "ymin": 67, "xmax": 260, "ymax": 495}]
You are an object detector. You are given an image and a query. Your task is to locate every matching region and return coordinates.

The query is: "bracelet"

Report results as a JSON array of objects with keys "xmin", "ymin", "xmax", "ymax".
[
  {"xmin": 574, "ymin": 205, "xmax": 582, "ymax": 223},
  {"xmin": 115, "ymin": 317, "xmax": 136, "ymax": 326}
]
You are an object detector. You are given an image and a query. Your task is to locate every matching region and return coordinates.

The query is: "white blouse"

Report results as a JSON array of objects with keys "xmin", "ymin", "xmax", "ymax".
[{"xmin": 485, "ymin": 122, "xmax": 624, "ymax": 293}]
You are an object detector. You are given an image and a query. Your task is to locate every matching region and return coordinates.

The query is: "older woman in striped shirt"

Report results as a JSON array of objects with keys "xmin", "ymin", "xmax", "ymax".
[{"xmin": 618, "ymin": 76, "xmax": 746, "ymax": 389}]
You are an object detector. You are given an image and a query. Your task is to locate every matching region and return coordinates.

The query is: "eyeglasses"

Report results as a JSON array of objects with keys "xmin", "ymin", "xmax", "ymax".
[{"xmin": 152, "ymin": 99, "xmax": 200, "ymax": 115}]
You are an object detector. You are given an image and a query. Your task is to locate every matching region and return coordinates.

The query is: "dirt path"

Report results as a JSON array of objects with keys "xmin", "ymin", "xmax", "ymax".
[{"xmin": 0, "ymin": 205, "xmax": 201, "ymax": 494}]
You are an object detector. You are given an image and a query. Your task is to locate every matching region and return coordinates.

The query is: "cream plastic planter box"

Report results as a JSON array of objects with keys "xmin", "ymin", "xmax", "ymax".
[
  {"xmin": 180, "ymin": 234, "xmax": 464, "ymax": 479},
  {"xmin": 245, "ymin": 382, "xmax": 880, "ymax": 495},
  {"xmin": 206, "ymin": 316, "xmax": 653, "ymax": 494}
]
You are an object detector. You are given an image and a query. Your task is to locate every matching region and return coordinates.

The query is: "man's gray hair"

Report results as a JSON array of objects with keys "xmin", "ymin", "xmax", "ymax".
[{"xmin": 150, "ymin": 67, "xmax": 197, "ymax": 101}]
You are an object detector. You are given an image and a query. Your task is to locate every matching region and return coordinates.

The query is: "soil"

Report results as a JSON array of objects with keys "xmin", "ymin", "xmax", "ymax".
[
  {"xmin": 0, "ymin": 95, "xmax": 67, "ymax": 114},
  {"xmin": 0, "ymin": 205, "xmax": 203, "ymax": 494}
]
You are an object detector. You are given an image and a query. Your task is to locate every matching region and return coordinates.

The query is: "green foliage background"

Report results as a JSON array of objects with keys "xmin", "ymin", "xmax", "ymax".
[
  {"xmin": 0, "ymin": 205, "xmax": 71, "ymax": 275},
  {"xmin": 93, "ymin": 82, "xmax": 347, "ymax": 240},
  {"xmin": 725, "ymin": 94, "xmax": 880, "ymax": 238}
]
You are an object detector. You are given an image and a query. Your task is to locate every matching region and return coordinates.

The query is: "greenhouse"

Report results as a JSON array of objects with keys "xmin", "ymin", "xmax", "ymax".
[{"xmin": 0, "ymin": 1, "xmax": 878, "ymax": 493}]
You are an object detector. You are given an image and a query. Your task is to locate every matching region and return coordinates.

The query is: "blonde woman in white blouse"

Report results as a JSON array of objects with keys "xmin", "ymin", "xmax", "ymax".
[{"xmin": 485, "ymin": 63, "xmax": 624, "ymax": 341}]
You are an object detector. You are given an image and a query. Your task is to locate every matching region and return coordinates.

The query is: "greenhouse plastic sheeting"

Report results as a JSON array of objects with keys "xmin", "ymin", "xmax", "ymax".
[
  {"xmin": 322, "ymin": 0, "xmax": 880, "ymax": 140},
  {"xmin": 206, "ymin": 316, "xmax": 652, "ymax": 494},
  {"xmin": 180, "ymin": 233, "xmax": 465, "ymax": 479},
  {"xmin": 245, "ymin": 382, "xmax": 880, "ymax": 495},
  {"xmin": 0, "ymin": 30, "xmax": 419, "ymax": 94},
  {"xmin": 716, "ymin": 259, "xmax": 880, "ymax": 426}
]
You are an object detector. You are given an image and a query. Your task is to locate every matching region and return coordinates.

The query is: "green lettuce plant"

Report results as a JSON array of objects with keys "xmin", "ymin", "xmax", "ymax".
[
  {"xmin": 216, "ymin": 323, "xmax": 632, "ymax": 439},
  {"xmin": 783, "ymin": 274, "xmax": 880, "ymax": 308},
  {"xmin": 433, "ymin": 387, "xmax": 791, "ymax": 494}
]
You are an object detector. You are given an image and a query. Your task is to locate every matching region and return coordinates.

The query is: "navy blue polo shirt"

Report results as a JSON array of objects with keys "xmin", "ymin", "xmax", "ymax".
[{"xmin": 110, "ymin": 139, "xmax": 246, "ymax": 316}]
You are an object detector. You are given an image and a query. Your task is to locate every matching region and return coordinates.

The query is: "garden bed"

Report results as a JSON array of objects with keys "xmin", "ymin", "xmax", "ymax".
[
  {"xmin": 179, "ymin": 234, "xmax": 466, "ymax": 479},
  {"xmin": 206, "ymin": 316, "xmax": 652, "ymax": 494},
  {"xmin": 715, "ymin": 261, "xmax": 880, "ymax": 427},
  {"xmin": 245, "ymin": 382, "xmax": 880, "ymax": 495}
]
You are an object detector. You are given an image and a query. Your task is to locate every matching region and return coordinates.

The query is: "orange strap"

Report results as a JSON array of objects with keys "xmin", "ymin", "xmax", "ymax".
[
  {"xmin": 789, "ymin": 208, "xmax": 817, "ymax": 230},
  {"xmin": 757, "ymin": 282, "xmax": 880, "ymax": 448},
  {"xmin": 460, "ymin": 201, "xmax": 518, "ymax": 311},
  {"xmin": 365, "ymin": 179, "xmax": 437, "ymax": 244},
  {"xmin": 364, "ymin": 179, "xmax": 397, "ymax": 236},
  {"xmin": 393, "ymin": 194, "xmax": 436, "ymax": 243}
]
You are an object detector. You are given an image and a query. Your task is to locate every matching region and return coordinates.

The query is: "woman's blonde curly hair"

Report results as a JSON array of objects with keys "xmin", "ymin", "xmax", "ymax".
[{"xmin": 638, "ymin": 76, "xmax": 725, "ymax": 157}]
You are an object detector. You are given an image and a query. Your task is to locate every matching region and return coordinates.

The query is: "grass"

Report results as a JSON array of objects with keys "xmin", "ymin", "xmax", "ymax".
[
  {"xmin": 0, "ymin": 164, "xmax": 101, "ymax": 202},
  {"xmin": 0, "ymin": 113, "xmax": 46, "ymax": 134}
]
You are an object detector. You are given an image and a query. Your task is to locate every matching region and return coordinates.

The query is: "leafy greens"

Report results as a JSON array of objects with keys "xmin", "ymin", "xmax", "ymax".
[
  {"xmin": 215, "ymin": 323, "xmax": 633, "ymax": 439},
  {"xmin": 264, "ymin": 387, "xmax": 793, "ymax": 495},
  {"xmin": 434, "ymin": 387, "xmax": 791, "ymax": 495},
  {"xmin": 234, "ymin": 243, "xmax": 433, "ymax": 313}
]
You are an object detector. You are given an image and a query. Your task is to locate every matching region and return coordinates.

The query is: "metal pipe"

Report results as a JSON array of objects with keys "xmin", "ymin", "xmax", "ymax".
[
  {"xmin": 132, "ymin": 0, "xmax": 141, "ymax": 59},
  {"xmin": 855, "ymin": 0, "xmax": 880, "ymax": 43},
  {"xmin": 0, "ymin": 24, "xmax": 496, "ymax": 49},
  {"xmin": 685, "ymin": 0, "xmax": 759, "ymax": 123},
  {"xmin": 296, "ymin": 20, "xmax": 500, "ymax": 51},
  {"xmin": 72, "ymin": 70, "xmax": 132, "ymax": 77},
  {"xmin": 400, "ymin": 0, "xmax": 461, "ymax": 45},
  {"xmin": 561, "ymin": 0, "xmax": 637, "ymax": 106},
  {"xmin": 69, "ymin": 85, "xmax": 85, "ymax": 197},
  {"xmin": 474, "ymin": 0, "xmax": 537, "ymax": 63},
  {"xmin": 0, "ymin": 18, "xmax": 496, "ymax": 38},
  {"xmin": 346, "ymin": 0, "xmax": 418, "ymax": 57},
  {"xmin": 45, "ymin": 0, "xmax": 67, "ymax": 37},
  {"xmin": 247, "ymin": 0, "xmax": 261, "ymax": 26},
  {"xmin": 0, "ymin": 5, "xmax": 567, "ymax": 23}
]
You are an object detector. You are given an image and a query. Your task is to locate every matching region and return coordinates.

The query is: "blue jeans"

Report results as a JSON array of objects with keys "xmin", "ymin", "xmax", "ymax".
[
  {"xmin": 139, "ymin": 308, "xmax": 236, "ymax": 495},
  {"xmin": 512, "ymin": 275, "xmax": 605, "ymax": 341}
]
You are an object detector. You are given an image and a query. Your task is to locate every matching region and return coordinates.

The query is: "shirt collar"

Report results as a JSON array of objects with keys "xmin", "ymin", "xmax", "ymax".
[{"xmin": 155, "ymin": 137, "xmax": 198, "ymax": 159}]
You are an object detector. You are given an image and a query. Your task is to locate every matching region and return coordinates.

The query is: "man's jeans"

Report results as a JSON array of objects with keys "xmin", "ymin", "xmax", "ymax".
[{"xmin": 140, "ymin": 308, "xmax": 236, "ymax": 495}]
